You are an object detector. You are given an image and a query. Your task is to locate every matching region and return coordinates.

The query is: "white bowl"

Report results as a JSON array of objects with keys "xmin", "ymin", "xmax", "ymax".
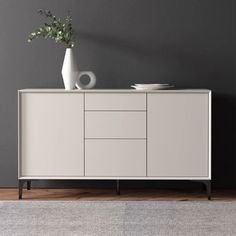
[
  {"xmin": 131, "ymin": 85, "xmax": 174, "ymax": 90},
  {"xmin": 135, "ymin": 83, "xmax": 169, "ymax": 86},
  {"xmin": 134, "ymin": 84, "xmax": 170, "ymax": 89}
]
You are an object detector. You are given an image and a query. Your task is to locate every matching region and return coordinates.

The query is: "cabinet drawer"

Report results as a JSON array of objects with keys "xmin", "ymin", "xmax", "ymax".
[
  {"xmin": 85, "ymin": 93, "xmax": 146, "ymax": 110},
  {"xmin": 85, "ymin": 140, "xmax": 146, "ymax": 176},
  {"xmin": 85, "ymin": 111, "xmax": 146, "ymax": 138}
]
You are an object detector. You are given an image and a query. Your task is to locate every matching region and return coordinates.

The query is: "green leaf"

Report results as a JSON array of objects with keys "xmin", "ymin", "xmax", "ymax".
[{"xmin": 27, "ymin": 9, "xmax": 75, "ymax": 47}]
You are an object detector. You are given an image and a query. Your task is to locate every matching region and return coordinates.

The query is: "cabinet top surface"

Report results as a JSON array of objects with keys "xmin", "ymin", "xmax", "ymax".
[{"xmin": 19, "ymin": 89, "xmax": 211, "ymax": 93}]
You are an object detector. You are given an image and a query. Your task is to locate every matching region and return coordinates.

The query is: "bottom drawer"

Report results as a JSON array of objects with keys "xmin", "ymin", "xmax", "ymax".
[{"xmin": 85, "ymin": 140, "xmax": 146, "ymax": 176}]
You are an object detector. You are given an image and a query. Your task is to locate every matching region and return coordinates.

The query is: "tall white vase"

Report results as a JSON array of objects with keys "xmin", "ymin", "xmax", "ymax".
[{"xmin": 61, "ymin": 48, "xmax": 79, "ymax": 90}]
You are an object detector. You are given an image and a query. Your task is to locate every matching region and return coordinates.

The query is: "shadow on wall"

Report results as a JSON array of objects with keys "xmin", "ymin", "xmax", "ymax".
[
  {"xmin": 33, "ymin": 94, "xmax": 236, "ymax": 189},
  {"xmin": 35, "ymin": 31, "xmax": 236, "ymax": 189},
  {"xmin": 212, "ymin": 94, "xmax": 236, "ymax": 188},
  {"xmin": 76, "ymin": 31, "xmax": 236, "ymax": 188},
  {"xmin": 75, "ymin": 30, "xmax": 227, "ymax": 89}
]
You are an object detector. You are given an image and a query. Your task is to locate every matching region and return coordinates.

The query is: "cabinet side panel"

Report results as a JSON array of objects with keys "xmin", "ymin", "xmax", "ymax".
[
  {"xmin": 147, "ymin": 93, "xmax": 209, "ymax": 177},
  {"xmin": 20, "ymin": 93, "xmax": 84, "ymax": 177}
]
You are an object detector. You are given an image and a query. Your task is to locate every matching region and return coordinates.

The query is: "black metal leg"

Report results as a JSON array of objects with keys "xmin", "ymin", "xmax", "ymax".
[
  {"xmin": 202, "ymin": 180, "xmax": 211, "ymax": 200},
  {"xmin": 116, "ymin": 180, "xmax": 120, "ymax": 195},
  {"xmin": 19, "ymin": 180, "xmax": 25, "ymax": 199},
  {"xmin": 191, "ymin": 180, "xmax": 211, "ymax": 200},
  {"xmin": 27, "ymin": 181, "xmax": 31, "ymax": 190},
  {"xmin": 206, "ymin": 181, "xmax": 211, "ymax": 200}
]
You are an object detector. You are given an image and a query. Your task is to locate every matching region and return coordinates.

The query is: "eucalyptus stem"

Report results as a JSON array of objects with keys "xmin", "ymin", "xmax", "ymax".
[{"xmin": 28, "ymin": 9, "xmax": 74, "ymax": 48}]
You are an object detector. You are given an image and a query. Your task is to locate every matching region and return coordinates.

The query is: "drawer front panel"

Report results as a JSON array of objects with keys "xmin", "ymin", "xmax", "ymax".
[
  {"xmin": 85, "ymin": 112, "xmax": 146, "ymax": 138},
  {"xmin": 85, "ymin": 93, "xmax": 146, "ymax": 110},
  {"xmin": 85, "ymin": 140, "xmax": 146, "ymax": 176}
]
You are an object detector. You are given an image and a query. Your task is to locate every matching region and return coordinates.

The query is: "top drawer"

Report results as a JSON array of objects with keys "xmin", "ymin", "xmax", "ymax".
[{"xmin": 85, "ymin": 93, "xmax": 146, "ymax": 111}]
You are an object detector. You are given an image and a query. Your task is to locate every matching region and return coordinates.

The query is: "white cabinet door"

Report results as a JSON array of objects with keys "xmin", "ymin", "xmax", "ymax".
[
  {"xmin": 20, "ymin": 93, "xmax": 84, "ymax": 177},
  {"xmin": 147, "ymin": 93, "xmax": 210, "ymax": 177}
]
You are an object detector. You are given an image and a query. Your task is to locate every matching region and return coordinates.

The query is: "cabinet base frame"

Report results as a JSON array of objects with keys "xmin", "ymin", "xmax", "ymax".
[{"xmin": 18, "ymin": 179, "xmax": 211, "ymax": 200}]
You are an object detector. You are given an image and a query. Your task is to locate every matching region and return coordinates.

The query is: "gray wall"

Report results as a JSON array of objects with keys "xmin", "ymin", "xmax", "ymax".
[{"xmin": 0, "ymin": 0, "xmax": 235, "ymax": 188}]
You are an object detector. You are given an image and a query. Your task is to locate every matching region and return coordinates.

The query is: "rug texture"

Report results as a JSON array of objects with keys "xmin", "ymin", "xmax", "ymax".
[{"xmin": 0, "ymin": 201, "xmax": 235, "ymax": 236}]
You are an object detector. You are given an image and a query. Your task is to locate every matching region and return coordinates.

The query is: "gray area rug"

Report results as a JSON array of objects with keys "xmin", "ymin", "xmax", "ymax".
[{"xmin": 0, "ymin": 201, "xmax": 235, "ymax": 236}]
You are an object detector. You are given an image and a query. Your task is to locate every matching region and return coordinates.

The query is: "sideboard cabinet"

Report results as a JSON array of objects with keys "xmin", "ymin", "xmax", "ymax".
[{"xmin": 18, "ymin": 89, "xmax": 211, "ymax": 199}]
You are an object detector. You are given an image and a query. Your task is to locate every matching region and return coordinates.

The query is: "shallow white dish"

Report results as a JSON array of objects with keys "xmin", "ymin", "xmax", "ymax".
[
  {"xmin": 131, "ymin": 85, "xmax": 174, "ymax": 90},
  {"xmin": 132, "ymin": 83, "xmax": 174, "ymax": 90},
  {"xmin": 135, "ymin": 83, "xmax": 169, "ymax": 86},
  {"xmin": 134, "ymin": 84, "xmax": 170, "ymax": 89}
]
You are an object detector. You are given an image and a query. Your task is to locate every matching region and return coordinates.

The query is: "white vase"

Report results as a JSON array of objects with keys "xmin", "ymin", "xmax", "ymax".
[{"xmin": 61, "ymin": 48, "xmax": 79, "ymax": 90}]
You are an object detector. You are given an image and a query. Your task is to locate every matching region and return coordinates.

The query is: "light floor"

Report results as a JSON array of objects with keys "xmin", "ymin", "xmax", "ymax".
[{"xmin": 0, "ymin": 188, "xmax": 235, "ymax": 201}]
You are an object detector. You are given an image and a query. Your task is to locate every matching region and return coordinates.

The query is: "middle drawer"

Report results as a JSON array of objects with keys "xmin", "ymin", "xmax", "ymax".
[{"xmin": 85, "ymin": 111, "xmax": 146, "ymax": 139}]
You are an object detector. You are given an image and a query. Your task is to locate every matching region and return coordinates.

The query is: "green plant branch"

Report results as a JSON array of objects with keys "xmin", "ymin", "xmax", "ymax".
[{"xmin": 28, "ymin": 9, "xmax": 74, "ymax": 48}]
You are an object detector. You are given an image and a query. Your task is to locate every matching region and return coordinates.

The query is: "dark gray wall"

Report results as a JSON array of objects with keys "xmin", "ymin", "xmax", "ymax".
[{"xmin": 0, "ymin": 0, "xmax": 235, "ymax": 188}]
